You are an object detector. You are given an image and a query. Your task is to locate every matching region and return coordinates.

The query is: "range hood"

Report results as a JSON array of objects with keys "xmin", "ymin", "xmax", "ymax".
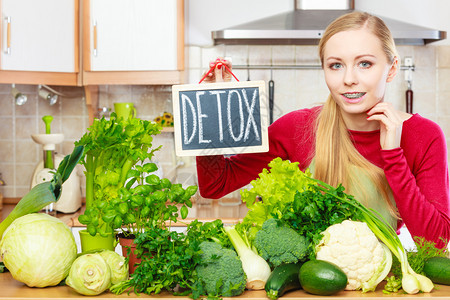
[{"xmin": 212, "ymin": 9, "xmax": 447, "ymax": 46}]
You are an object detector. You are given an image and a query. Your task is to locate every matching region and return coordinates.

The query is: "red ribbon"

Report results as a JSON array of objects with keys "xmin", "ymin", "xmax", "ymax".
[{"xmin": 198, "ymin": 60, "xmax": 240, "ymax": 84}]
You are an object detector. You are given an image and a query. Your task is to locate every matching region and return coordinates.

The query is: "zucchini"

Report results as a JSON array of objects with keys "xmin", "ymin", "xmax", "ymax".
[
  {"xmin": 423, "ymin": 256, "xmax": 450, "ymax": 285},
  {"xmin": 265, "ymin": 263, "xmax": 303, "ymax": 300},
  {"xmin": 299, "ymin": 260, "xmax": 347, "ymax": 296}
]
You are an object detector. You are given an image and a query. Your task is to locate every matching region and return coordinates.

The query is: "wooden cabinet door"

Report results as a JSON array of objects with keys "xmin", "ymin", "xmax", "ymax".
[
  {"xmin": 87, "ymin": 0, "xmax": 179, "ymax": 71},
  {"xmin": 1, "ymin": 0, "xmax": 78, "ymax": 72}
]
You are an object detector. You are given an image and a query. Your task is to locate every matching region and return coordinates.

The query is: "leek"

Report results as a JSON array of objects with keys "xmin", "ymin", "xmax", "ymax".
[{"xmin": 0, "ymin": 145, "xmax": 84, "ymax": 239}]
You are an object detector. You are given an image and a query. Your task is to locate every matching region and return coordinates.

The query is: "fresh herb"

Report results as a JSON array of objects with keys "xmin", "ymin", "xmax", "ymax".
[
  {"xmin": 75, "ymin": 115, "xmax": 161, "ymax": 236},
  {"xmin": 387, "ymin": 236, "xmax": 449, "ymax": 293},
  {"xmin": 110, "ymin": 219, "xmax": 231, "ymax": 298},
  {"xmin": 280, "ymin": 184, "xmax": 359, "ymax": 252},
  {"xmin": 116, "ymin": 162, "xmax": 197, "ymax": 237}
]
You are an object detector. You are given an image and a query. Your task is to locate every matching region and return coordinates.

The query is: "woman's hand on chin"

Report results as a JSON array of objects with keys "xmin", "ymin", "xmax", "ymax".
[{"xmin": 366, "ymin": 102, "xmax": 407, "ymax": 150}]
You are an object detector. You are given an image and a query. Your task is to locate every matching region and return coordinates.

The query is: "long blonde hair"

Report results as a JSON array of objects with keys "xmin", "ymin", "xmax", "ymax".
[{"xmin": 314, "ymin": 11, "xmax": 399, "ymax": 218}]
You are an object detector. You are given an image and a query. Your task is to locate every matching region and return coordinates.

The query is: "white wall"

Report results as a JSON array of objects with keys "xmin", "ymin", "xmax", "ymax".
[
  {"xmin": 356, "ymin": 0, "xmax": 450, "ymax": 45},
  {"xmin": 187, "ymin": 0, "xmax": 450, "ymax": 46},
  {"xmin": 185, "ymin": 0, "xmax": 293, "ymax": 46}
]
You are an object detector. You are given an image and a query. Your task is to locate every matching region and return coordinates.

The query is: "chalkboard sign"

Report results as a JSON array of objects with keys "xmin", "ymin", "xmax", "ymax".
[{"xmin": 172, "ymin": 80, "xmax": 269, "ymax": 156}]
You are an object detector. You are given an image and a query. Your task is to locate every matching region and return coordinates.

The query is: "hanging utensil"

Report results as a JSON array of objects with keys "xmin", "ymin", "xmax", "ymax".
[
  {"xmin": 406, "ymin": 81, "xmax": 413, "ymax": 114},
  {"xmin": 404, "ymin": 57, "xmax": 414, "ymax": 114},
  {"xmin": 269, "ymin": 69, "xmax": 274, "ymax": 124}
]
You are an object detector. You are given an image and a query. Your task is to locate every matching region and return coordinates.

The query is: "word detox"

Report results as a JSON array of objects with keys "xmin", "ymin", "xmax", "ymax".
[{"xmin": 172, "ymin": 81, "xmax": 268, "ymax": 156}]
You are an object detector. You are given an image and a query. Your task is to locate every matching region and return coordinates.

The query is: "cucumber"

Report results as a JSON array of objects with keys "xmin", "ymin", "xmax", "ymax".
[
  {"xmin": 423, "ymin": 256, "xmax": 450, "ymax": 285},
  {"xmin": 265, "ymin": 263, "xmax": 303, "ymax": 300},
  {"xmin": 299, "ymin": 260, "xmax": 347, "ymax": 296}
]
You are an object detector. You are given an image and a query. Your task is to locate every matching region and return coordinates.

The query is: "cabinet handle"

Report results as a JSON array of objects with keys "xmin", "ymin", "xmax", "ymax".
[
  {"xmin": 93, "ymin": 20, "xmax": 98, "ymax": 57},
  {"xmin": 4, "ymin": 16, "xmax": 11, "ymax": 55}
]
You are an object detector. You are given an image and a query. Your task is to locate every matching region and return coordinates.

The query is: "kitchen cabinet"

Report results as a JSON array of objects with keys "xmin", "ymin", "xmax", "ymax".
[
  {"xmin": 0, "ymin": 0, "xmax": 80, "ymax": 85},
  {"xmin": 83, "ymin": 0, "xmax": 185, "ymax": 124},
  {"xmin": 87, "ymin": 0, "xmax": 178, "ymax": 72},
  {"xmin": 0, "ymin": 0, "xmax": 185, "ymax": 123},
  {"xmin": 82, "ymin": 0, "xmax": 184, "ymax": 86}
]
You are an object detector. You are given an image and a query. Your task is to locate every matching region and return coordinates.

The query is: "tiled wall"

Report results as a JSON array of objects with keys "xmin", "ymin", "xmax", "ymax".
[{"xmin": 1, "ymin": 44, "xmax": 449, "ymax": 198}]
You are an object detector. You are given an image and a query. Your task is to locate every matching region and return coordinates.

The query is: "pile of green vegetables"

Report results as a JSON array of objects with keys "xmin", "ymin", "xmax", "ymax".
[
  {"xmin": 1, "ymin": 152, "xmax": 450, "ymax": 299},
  {"xmin": 105, "ymin": 158, "xmax": 450, "ymax": 299}
]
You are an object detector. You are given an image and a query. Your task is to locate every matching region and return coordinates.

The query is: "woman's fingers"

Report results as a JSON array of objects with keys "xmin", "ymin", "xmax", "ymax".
[
  {"xmin": 367, "ymin": 102, "xmax": 403, "ymax": 149},
  {"xmin": 200, "ymin": 58, "xmax": 232, "ymax": 83}
]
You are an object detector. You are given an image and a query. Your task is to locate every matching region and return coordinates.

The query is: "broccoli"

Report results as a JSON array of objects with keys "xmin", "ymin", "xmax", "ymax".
[
  {"xmin": 254, "ymin": 218, "xmax": 309, "ymax": 268},
  {"xmin": 194, "ymin": 241, "xmax": 247, "ymax": 298}
]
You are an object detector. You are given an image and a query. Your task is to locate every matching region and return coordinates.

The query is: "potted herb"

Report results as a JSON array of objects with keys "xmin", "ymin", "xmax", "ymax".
[
  {"xmin": 115, "ymin": 162, "xmax": 198, "ymax": 273},
  {"xmin": 74, "ymin": 115, "xmax": 161, "ymax": 251}
]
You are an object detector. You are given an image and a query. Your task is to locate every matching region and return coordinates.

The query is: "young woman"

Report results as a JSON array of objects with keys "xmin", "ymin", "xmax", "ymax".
[{"xmin": 196, "ymin": 12, "xmax": 450, "ymax": 248}]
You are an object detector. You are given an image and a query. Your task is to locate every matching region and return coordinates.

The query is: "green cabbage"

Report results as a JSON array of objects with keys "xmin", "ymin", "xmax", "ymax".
[
  {"xmin": 66, "ymin": 253, "xmax": 111, "ymax": 295},
  {"xmin": 0, "ymin": 213, "xmax": 77, "ymax": 287},
  {"xmin": 99, "ymin": 250, "xmax": 128, "ymax": 285}
]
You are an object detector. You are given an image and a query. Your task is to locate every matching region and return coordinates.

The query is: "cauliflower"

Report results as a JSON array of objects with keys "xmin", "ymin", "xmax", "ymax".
[
  {"xmin": 315, "ymin": 220, "xmax": 392, "ymax": 292},
  {"xmin": 254, "ymin": 218, "xmax": 309, "ymax": 268}
]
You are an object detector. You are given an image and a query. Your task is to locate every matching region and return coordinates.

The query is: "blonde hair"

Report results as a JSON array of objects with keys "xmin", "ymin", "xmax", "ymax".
[{"xmin": 314, "ymin": 11, "xmax": 399, "ymax": 218}]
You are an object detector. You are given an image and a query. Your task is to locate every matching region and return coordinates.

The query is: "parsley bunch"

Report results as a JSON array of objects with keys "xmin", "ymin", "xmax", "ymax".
[
  {"xmin": 279, "ymin": 184, "xmax": 360, "ymax": 253},
  {"xmin": 110, "ymin": 219, "xmax": 230, "ymax": 297}
]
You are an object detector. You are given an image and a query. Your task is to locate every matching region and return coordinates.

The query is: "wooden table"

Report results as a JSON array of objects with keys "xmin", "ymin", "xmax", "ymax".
[{"xmin": 1, "ymin": 273, "xmax": 449, "ymax": 299}]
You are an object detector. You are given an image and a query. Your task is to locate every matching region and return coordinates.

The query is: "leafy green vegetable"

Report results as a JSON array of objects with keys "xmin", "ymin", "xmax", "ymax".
[
  {"xmin": 240, "ymin": 157, "xmax": 315, "ymax": 231},
  {"xmin": 75, "ymin": 115, "xmax": 161, "ymax": 236}
]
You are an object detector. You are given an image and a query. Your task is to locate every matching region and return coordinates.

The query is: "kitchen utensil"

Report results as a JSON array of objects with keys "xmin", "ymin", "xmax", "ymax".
[
  {"xmin": 269, "ymin": 70, "xmax": 275, "ymax": 124},
  {"xmin": 406, "ymin": 82, "xmax": 413, "ymax": 114},
  {"xmin": 30, "ymin": 116, "xmax": 82, "ymax": 213}
]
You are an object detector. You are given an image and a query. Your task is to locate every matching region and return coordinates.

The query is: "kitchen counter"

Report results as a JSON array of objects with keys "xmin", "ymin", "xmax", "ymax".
[
  {"xmin": 1, "ymin": 272, "xmax": 449, "ymax": 299},
  {"xmin": 1, "ymin": 197, "xmax": 249, "ymax": 228}
]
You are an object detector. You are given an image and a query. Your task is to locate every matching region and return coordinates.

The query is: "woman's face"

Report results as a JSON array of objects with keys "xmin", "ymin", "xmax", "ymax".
[{"xmin": 323, "ymin": 28, "xmax": 397, "ymax": 120}]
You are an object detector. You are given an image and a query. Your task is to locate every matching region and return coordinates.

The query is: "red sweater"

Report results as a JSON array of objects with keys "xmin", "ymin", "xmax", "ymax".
[{"xmin": 196, "ymin": 107, "xmax": 450, "ymax": 248}]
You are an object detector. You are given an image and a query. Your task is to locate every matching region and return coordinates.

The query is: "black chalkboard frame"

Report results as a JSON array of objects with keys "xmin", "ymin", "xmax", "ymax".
[{"xmin": 172, "ymin": 80, "xmax": 269, "ymax": 157}]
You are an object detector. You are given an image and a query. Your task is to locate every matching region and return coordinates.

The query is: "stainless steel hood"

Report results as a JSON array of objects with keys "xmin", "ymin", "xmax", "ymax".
[{"xmin": 212, "ymin": 10, "xmax": 447, "ymax": 46}]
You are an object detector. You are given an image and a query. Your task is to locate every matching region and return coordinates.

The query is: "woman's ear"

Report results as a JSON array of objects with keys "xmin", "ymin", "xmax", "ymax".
[{"xmin": 386, "ymin": 56, "xmax": 399, "ymax": 82}]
